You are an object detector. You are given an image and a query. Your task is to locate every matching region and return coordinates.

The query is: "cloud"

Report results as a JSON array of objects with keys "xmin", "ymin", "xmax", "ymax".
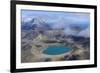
[
  {"xmin": 77, "ymin": 27, "xmax": 90, "ymax": 37},
  {"xmin": 51, "ymin": 18, "xmax": 68, "ymax": 29},
  {"xmin": 22, "ymin": 16, "xmax": 34, "ymax": 23},
  {"xmin": 63, "ymin": 27, "xmax": 78, "ymax": 36},
  {"xmin": 63, "ymin": 26, "xmax": 90, "ymax": 38}
]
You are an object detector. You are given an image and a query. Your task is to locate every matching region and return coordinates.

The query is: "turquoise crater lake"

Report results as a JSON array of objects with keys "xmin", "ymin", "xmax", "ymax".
[{"xmin": 43, "ymin": 45, "xmax": 71, "ymax": 55}]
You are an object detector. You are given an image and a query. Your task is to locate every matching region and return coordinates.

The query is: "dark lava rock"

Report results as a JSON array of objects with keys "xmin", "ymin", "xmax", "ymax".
[
  {"xmin": 22, "ymin": 30, "xmax": 38, "ymax": 40},
  {"xmin": 68, "ymin": 55, "xmax": 80, "ymax": 60},
  {"xmin": 21, "ymin": 43, "xmax": 32, "ymax": 51},
  {"xmin": 45, "ymin": 58, "xmax": 51, "ymax": 62}
]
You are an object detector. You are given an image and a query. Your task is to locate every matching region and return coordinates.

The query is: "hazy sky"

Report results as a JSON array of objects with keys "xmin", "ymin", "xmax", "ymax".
[{"xmin": 22, "ymin": 10, "xmax": 90, "ymax": 25}]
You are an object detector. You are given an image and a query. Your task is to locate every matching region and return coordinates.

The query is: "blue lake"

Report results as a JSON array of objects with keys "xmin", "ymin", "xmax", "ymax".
[{"xmin": 43, "ymin": 45, "xmax": 71, "ymax": 55}]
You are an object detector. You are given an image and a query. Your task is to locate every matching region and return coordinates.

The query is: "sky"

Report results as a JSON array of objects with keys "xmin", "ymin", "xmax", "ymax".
[{"xmin": 21, "ymin": 10, "xmax": 90, "ymax": 37}]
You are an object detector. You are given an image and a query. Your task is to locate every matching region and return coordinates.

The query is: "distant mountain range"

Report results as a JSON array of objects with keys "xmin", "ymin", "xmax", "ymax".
[
  {"xmin": 22, "ymin": 17, "xmax": 51, "ymax": 30},
  {"xmin": 21, "ymin": 17, "xmax": 90, "ymax": 38},
  {"xmin": 22, "ymin": 17, "xmax": 85, "ymax": 30}
]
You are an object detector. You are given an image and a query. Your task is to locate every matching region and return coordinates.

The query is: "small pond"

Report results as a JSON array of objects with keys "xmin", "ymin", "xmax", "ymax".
[{"xmin": 43, "ymin": 45, "xmax": 71, "ymax": 55}]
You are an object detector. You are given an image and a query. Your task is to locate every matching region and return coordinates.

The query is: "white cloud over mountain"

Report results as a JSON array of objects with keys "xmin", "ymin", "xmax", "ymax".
[{"xmin": 77, "ymin": 27, "xmax": 90, "ymax": 37}]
